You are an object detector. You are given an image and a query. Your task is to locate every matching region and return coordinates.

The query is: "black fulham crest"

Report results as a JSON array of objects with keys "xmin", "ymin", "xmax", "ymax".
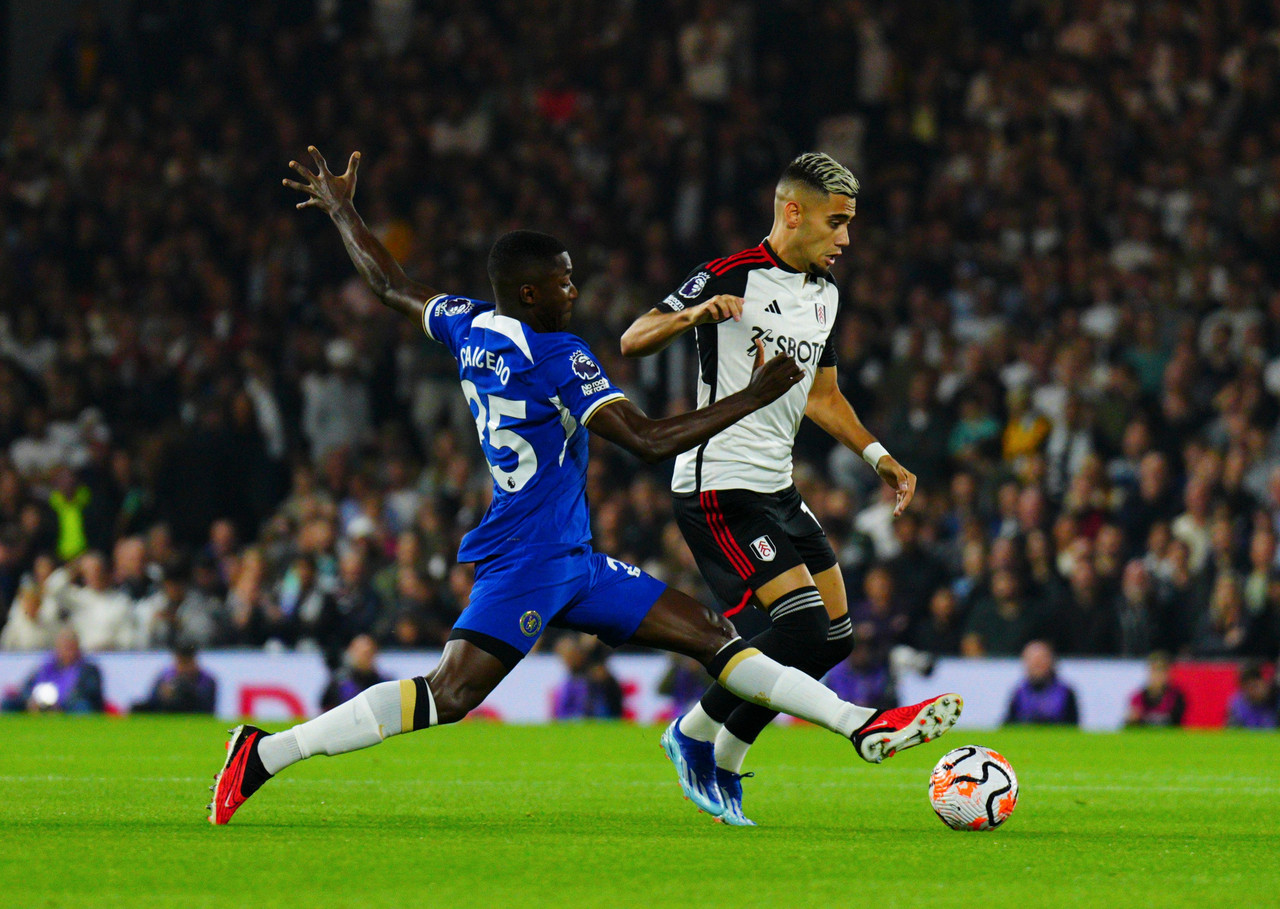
[{"xmin": 815, "ymin": 302, "xmax": 827, "ymax": 326}]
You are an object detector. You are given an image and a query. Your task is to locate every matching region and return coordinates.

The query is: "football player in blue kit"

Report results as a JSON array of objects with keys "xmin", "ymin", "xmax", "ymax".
[{"xmin": 207, "ymin": 147, "xmax": 961, "ymax": 825}]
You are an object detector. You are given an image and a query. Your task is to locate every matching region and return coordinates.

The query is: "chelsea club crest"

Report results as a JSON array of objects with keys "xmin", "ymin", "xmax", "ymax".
[{"xmin": 519, "ymin": 610, "xmax": 542, "ymax": 637}]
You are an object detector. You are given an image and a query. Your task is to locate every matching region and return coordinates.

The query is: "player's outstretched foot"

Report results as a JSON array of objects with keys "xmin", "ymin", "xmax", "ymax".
[
  {"xmin": 208, "ymin": 724, "xmax": 272, "ymax": 825},
  {"xmin": 852, "ymin": 693, "xmax": 963, "ymax": 765},
  {"xmin": 713, "ymin": 769, "xmax": 756, "ymax": 827},
  {"xmin": 660, "ymin": 717, "xmax": 725, "ymax": 817}
]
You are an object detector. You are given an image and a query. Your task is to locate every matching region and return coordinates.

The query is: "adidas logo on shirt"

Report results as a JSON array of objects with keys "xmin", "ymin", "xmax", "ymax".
[{"xmin": 765, "ymin": 300, "xmax": 782, "ymax": 315}]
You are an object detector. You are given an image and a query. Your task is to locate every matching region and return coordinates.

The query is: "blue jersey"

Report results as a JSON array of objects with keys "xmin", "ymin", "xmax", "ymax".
[{"xmin": 422, "ymin": 294, "xmax": 627, "ymax": 562}]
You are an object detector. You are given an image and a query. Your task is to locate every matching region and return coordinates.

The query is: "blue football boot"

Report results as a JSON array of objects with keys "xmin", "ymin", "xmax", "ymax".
[
  {"xmin": 660, "ymin": 717, "xmax": 725, "ymax": 816},
  {"xmin": 714, "ymin": 769, "xmax": 756, "ymax": 826}
]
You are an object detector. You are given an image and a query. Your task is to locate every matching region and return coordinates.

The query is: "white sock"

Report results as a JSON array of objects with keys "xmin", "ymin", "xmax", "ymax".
[
  {"xmin": 719, "ymin": 651, "xmax": 874, "ymax": 738},
  {"xmin": 258, "ymin": 680, "xmax": 427, "ymax": 775},
  {"xmin": 714, "ymin": 727, "xmax": 751, "ymax": 773},
  {"xmin": 677, "ymin": 703, "xmax": 722, "ymax": 743}
]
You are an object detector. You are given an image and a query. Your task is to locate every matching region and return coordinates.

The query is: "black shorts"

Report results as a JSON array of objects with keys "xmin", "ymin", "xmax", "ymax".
[{"xmin": 672, "ymin": 486, "xmax": 837, "ymax": 618}]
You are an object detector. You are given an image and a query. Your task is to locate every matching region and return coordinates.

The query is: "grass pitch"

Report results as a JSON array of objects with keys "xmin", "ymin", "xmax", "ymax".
[{"xmin": 1, "ymin": 717, "xmax": 1276, "ymax": 908}]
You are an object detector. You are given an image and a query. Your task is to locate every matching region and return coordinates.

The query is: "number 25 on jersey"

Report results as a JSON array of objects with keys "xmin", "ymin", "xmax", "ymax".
[{"xmin": 460, "ymin": 379, "xmax": 537, "ymax": 491}]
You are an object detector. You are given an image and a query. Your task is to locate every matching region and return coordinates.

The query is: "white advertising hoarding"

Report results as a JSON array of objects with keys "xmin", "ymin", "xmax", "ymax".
[{"xmin": 0, "ymin": 651, "xmax": 1146, "ymax": 730}]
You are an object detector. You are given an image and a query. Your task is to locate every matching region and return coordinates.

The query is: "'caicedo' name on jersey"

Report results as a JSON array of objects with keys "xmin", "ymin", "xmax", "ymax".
[
  {"xmin": 657, "ymin": 241, "xmax": 839, "ymax": 495},
  {"xmin": 459, "ymin": 344, "xmax": 513, "ymax": 385}
]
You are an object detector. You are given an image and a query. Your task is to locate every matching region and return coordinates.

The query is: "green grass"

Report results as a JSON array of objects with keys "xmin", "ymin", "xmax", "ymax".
[{"xmin": 1, "ymin": 718, "xmax": 1276, "ymax": 908}]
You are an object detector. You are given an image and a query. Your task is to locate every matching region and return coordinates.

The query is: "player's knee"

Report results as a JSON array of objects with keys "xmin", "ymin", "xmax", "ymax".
[
  {"xmin": 767, "ymin": 586, "xmax": 830, "ymax": 649},
  {"xmin": 692, "ymin": 608, "xmax": 739, "ymax": 665}
]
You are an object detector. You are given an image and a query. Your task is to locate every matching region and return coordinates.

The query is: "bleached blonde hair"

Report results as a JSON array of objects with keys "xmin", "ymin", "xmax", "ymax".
[{"xmin": 777, "ymin": 152, "xmax": 860, "ymax": 198}]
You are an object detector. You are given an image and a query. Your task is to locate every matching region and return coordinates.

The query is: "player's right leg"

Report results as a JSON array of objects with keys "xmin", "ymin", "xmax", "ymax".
[
  {"xmin": 208, "ymin": 548, "xmax": 571, "ymax": 824},
  {"xmin": 209, "ymin": 640, "xmax": 510, "ymax": 824}
]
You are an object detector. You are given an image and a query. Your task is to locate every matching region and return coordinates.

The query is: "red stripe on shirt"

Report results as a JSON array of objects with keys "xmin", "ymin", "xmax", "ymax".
[
  {"xmin": 705, "ymin": 245, "xmax": 761, "ymax": 271},
  {"xmin": 708, "ymin": 250, "xmax": 770, "ymax": 275}
]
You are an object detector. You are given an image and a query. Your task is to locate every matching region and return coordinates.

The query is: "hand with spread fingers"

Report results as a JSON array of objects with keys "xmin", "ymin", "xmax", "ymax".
[{"xmin": 283, "ymin": 146, "xmax": 360, "ymax": 216}]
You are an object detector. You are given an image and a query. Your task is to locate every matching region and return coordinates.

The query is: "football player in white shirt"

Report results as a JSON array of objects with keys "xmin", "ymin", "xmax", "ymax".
[{"xmin": 623, "ymin": 153, "xmax": 958, "ymax": 824}]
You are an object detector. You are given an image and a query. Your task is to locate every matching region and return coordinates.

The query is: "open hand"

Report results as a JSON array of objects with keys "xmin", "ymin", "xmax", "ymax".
[
  {"xmin": 283, "ymin": 146, "xmax": 360, "ymax": 215},
  {"xmin": 745, "ymin": 339, "xmax": 804, "ymax": 406}
]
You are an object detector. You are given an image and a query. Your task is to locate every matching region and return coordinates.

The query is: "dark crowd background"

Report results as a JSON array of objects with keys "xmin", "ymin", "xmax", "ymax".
[{"xmin": 2, "ymin": 1, "xmax": 1280, "ymax": 722}]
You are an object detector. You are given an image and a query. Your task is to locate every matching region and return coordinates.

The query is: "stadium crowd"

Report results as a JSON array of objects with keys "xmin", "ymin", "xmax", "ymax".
[{"xmin": 1, "ymin": 1, "xmax": 1280, "ymax": 722}]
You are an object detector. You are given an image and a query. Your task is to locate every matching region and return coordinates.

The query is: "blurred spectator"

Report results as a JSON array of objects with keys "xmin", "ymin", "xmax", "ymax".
[
  {"xmin": 226, "ymin": 547, "xmax": 273, "ymax": 645},
  {"xmin": 962, "ymin": 568, "xmax": 1038, "ymax": 657},
  {"xmin": 1001, "ymin": 386, "xmax": 1050, "ymax": 469},
  {"xmin": 850, "ymin": 566, "xmax": 908, "ymax": 664},
  {"xmin": 132, "ymin": 646, "xmax": 218, "ymax": 714},
  {"xmin": 1113, "ymin": 560, "xmax": 1168, "ymax": 657},
  {"xmin": 1, "ymin": 554, "xmax": 59, "ymax": 651},
  {"xmin": 320, "ymin": 635, "xmax": 388, "ymax": 712},
  {"xmin": 1125, "ymin": 652, "xmax": 1186, "ymax": 728},
  {"xmin": 552, "ymin": 635, "xmax": 624, "ymax": 720},
  {"xmin": 329, "ymin": 548, "xmax": 382, "ymax": 652},
  {"xmin": 1192, "ymin": 574, "xmax": 1253, "ymax": 659},
  {"xmin": 1225, "ymin": 662, "xmax": 1278, "ymax": 730},
  {"xmin": 1004, "ymin": 641, "xmax": 1079, "ymax": 726},
  {"xmin": 134, "ymin": 557, "xmax": 226, "ymax": 649},
  {"xmin": 269, "ymin": 554, "xmax": 339, "ymax": 651},
  {"xmin": 43, "ymin": 552, "xmax": 133, "ymax": 651},
  {"xmin": 302, "ymin": 340, "xmax": 373, "ymax": 463},
  {"xmin": 883, "ymin": 512, "xmax": 946, "ymax": 625},
  {"xmin": 1055, "ymin": 557, "xmax": 1119, "ymax": 655},
  {"xmin": 1, "ymin": 629, "xmax": 103, "ymax": 713},
  {"xmin": 909, "ymin": 587, "xmax": 965, "ymax": 657}
]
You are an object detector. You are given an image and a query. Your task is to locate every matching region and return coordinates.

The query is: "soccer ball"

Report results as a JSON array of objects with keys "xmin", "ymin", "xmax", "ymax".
[{"xmin": 928, "ymin": 745, "xmax": 1018, "ymax": 831}]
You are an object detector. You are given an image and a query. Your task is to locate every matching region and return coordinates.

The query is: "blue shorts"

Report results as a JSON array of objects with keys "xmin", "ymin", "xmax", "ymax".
[{"xmin": 450, "ymin": 543, "xmax": 667, "ymax": 668}]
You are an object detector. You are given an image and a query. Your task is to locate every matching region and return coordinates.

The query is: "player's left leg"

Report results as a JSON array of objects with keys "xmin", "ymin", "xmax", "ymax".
[
  {"xmin": 714, "ymin": 564, "xmax": 853, "ymax": 769},
  {"xmin": 707, "ymin": 563, "xmax": 852, "ymax": 824},
  {"xmin": 209, "ymin": 640, "xmax": 511, "ymax": 824}
]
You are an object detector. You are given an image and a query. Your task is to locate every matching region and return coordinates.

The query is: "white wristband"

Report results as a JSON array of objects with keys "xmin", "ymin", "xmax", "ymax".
[{"xmin": 861, "ymin": 442, "xmax": 889, "ymax": 470}]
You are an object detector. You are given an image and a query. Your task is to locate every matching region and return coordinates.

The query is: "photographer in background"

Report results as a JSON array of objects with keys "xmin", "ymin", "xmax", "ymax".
[
  {"xmin": 1, "ymin": 629, "xmax": 103, "ymax": 713},
  {"xmin": 132, "ymin": 645, "xmax": 218, "ymax": 714}
]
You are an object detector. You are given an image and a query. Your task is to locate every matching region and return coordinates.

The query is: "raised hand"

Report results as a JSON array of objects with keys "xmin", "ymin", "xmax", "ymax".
[
  {"xmin": 745, "ymin": 338, "xmax": 804, "ymax": 406},
  {"xmin": 283, "ymin": 146, "xmax": 360, "ymax": 215}
]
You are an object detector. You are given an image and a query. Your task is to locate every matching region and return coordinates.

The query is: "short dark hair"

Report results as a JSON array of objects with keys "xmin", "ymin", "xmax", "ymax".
[{"xmin": 486, "ymin": 230, "xmax": 567, "ymax": 289}]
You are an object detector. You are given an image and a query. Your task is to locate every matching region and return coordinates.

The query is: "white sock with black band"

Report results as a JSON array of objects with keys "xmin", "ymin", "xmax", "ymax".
[
  {"xmin": 716, "ymin": 648, "xmax": 874, "ymax": 738},
  {"xmin": 258, "ymin": 679, "xmax": 429, "ymax": 775}
]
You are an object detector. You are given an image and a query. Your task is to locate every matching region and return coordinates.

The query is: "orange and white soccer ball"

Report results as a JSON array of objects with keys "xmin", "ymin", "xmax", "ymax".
[{"xmin": 928, "ymin": 745, "xmax": 1019, "ymax": 831}]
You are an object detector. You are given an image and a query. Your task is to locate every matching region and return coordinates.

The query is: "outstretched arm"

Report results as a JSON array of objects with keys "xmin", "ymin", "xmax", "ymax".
[
  {"xmin": 587, "ymin": 341, "xmax": 803, "ymax": 463},
  {"xmin": 619, "ymin": 294, "xmax": 744, "ymax": 357},
  {"xmin": 805, "ymin": 366, "xmax": 917, "ymax": 516},
  {"xmin": 284, "ymin": 146, "xmax": 440, "ymax": 321}
]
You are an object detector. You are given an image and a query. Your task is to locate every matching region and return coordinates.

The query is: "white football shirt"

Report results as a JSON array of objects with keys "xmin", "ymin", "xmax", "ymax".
[{"xmin": 657, "ymin": 241, "xmax": 839, "ymax": 494}]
